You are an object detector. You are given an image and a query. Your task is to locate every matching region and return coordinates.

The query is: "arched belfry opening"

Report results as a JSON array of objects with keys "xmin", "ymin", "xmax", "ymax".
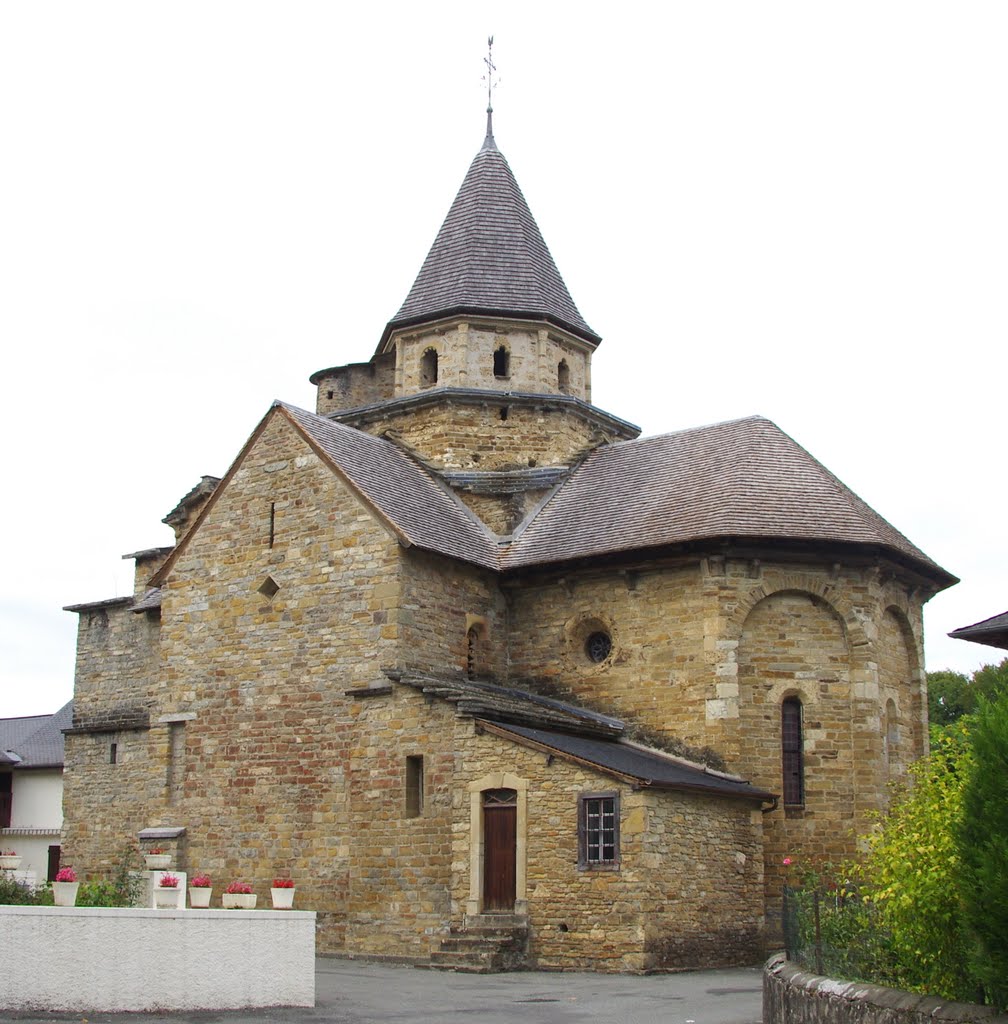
[
  {"xmin": 420, "ymin": 348, "xmax": 439, "ymax": 387},
  {"xmin": 558, "ymin": 359, "xmax": 570, "ymax": 392},
  {"xmin": 493, "ymin": 346, "xmax": 510, "ymax": 379}
]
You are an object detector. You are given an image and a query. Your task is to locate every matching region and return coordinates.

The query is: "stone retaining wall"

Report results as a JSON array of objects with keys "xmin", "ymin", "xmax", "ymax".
[
  {"xmin": 0, "ymin": 906, "xmax": 315, "ymax": 1012},
  {"xmin": 763, "ymin": 954, "xmax": 1008, "ymax": 1024}
]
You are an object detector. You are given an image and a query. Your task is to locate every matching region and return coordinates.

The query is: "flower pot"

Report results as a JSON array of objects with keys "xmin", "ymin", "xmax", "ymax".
[
  {"xmin": 222, "ymin": 892, "xmax": 257, "ymax": 909},
  {"xmin": 189, "ymin": 886, "xmax": 212, "ymax": 908},
  {"xmin": 52, "ymin": 881, "xmax": 80, "ymax": 907},
  {"xmin": 154, "ymin": 886, "xmax": 180, "ymax": 909},
  {"xmin": 144, "ymin": 853, "xmax": 172, "ymax": 870},
  {"xmin": 271, "ymin": 886, "xmax": 296, "ymax": 909},
  {"xmin": 0, "ymin": 855, "xmax": 22, "ymax": 870}
]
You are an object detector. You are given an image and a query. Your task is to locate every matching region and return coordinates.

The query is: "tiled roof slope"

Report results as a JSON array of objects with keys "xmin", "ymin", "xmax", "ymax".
[
  {"xmin": 387, "ymin": 670, "xmax": 624, "ymax": 739},
  {"xmin": 949, "ymin": 610, "xmax": 1008, "ymax": 650},
  {"xmin": 381, "ymin": 133, "xmax": 599, "ymax": 349},
  {"xmin": 281, "ymin": 404, "xmax": 500, "ymax": 571},
  {"xmin": 489, "ymin": 723, "xmax": 774, "ymax": 803},
  {"xmin": 503, "ymin": 415, "xmax": 954, "ymax": 585},
  {"xmin": 0, "ymin": 701, "xmax": 72, "ymax": 768}
]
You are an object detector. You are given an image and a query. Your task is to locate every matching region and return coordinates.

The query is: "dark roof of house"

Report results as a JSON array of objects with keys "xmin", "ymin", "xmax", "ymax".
[
  {"xmin": 485, "ymin": 721, "xmax": 774, "ymax": 803},
  {"xmin": 0, "ymin": 701, "xmax": 72, "ymax": 769},
  {"xmin": 380, "ymin": 128, "xmax": 599, "ymax": 350},
  {"xmin": 502, "ymin": 415, "xmax": 955, "ymax": 585},
  {"xmin": 949, "ymin": 610, "xmax": 1008, "ymax": 650}
]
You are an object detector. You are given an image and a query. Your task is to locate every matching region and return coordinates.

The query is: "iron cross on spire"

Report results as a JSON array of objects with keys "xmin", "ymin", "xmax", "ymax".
[
  {"xmin": 483, "ymin": 35, "xmax": 497, "ymax": 110},
  {"xmin": 482, "ymin": 35, "xmax": 498, "ymax": 148}
]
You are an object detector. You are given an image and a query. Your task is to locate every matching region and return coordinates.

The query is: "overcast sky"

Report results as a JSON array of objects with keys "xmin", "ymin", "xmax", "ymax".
[{"xmin": 2, "ymin": 2, "xmax": 1005, "ymax": 719}]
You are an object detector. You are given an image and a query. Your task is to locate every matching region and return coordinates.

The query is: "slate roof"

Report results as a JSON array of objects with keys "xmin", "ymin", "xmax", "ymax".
[
  {"xmin": 949, "ymin": 610, "xmax": 1008, "ymax": 650},
  {"xmin": 502, "ymin": 415, "xmax": 955, "ymax": 585},
  {"xmin": 387, "ymin": 670, "xmax": 624, "ymax": 739},
  {"xmin": 380, "ymin": 130, "xmax": 599, "ymax": 350},
  {"xmin": 281, "ymin": 404, "xmax": 500, "ymax": 570},
  {"xmin": 384, "ymin": 670, "xmax": 770, "ymax": 801},
  {"xmin": 0, "ymin": 701, "xmax": 72, "ymax": 769},
  {"xmin": 485, "ymin": 722, "xmax": 775, "ymax": 803}
]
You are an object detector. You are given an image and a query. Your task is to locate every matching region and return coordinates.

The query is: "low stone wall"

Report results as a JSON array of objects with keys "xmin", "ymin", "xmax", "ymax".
[
  {"xmin": 763, "ymin": 954, "xmax": 1008, "ymax": 1024},
  {"xmin": 0, "ymin": 906, "xmax": 316, "ymax": 1012}
]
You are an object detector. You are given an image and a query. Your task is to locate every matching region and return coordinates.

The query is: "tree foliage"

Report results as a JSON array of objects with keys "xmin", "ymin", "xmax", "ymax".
[
  {"xmin": 928, "ymin": 658, "xmax": 1008, "ymax": 726},
  {"xmin": 957, "ymin": 691, "xmax": 1008, "ymax": 1009},
  {"xmin": 852, "ymin": 728, "xmax": 975, "ymax": 999}
]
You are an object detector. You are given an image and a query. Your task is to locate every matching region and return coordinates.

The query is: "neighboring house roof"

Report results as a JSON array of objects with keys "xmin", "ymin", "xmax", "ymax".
[
  {"xmin": 949, "ymin": 610, "xmax": 1008, "ymax": 650},
  {"xmin": 380, "ymin": 128, "xmax": 599, "ymax": 350},
  {"xmin": 0, "ymin": 701, "xmax": 72, "ymax": 769},
  {"xmin": 503, "ymin": 415, "xmax": 956, "ymax": 586}
]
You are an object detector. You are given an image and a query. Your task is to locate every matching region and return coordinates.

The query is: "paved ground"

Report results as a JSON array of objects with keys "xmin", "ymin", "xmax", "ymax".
[{"xmin": 4, "ymin": 958, "xmax": 764, "ymax": 1024}]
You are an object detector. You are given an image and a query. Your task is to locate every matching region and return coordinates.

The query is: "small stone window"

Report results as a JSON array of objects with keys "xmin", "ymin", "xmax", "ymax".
[
  {"xmin": 109, "ymin": 742, "xmax": 118, "ymax": 765},
  {"xmin": 558, "ymin": 359, "xmax": 570, "ymax": 391},
  {"xmin": 782, "ymin": 697, "xmax": 804, "ymax": 807},
  {"xmin": 493, "ymin": 346, "xmax": 510, "ymax": 378},
  {"xmin": 585, "ymin": 631, "xmax": 612, "ymax": 664},
  {"xmin": 578, "ymin": 792, "xmax": 620, "ymax": 869},
  {"xmin": 257, "ymin": 576, "xmax": 280, "ymax": 600},
  {"xmin": 405, "ymin": 755, "xmax": 424, "ymax": 818},
  {"xmin": 420, "ymin": 348, "xmax": 439, "ymax": 387},
  {"xmin": 466, "ymin": 626, "xmax": 480, "ymax": 679}
]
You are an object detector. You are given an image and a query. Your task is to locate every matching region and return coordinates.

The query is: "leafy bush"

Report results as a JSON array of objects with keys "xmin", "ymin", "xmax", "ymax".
[
  {"xmin": 0, "ymin": 874, "xmax": 43, "ymax": 905},
  {"xmin": 76, "ymin": 880, "xmax": 123, "ymax": 907},
  {"xmin": 852, "ymin": 728, "xmax": 975, "ymax": 1000}
]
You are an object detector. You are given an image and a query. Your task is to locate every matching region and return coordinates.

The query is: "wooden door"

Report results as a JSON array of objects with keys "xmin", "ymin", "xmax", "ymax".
[{"xmin": 482, "ymin": 790, "xmax": 517, "ymax": 911}]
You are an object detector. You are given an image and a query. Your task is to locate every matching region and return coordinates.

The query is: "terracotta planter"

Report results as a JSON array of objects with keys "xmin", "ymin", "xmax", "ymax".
[
  {"xmin": 222, "ymin": 892, "xmax": 257, "ymax": 909},
  {"xmin": 154, "ymin": 886, "xmax": 180, "ymax": 909},
  {"xmin": 144, "ymin": 854, "xmax": 172, "ymax": 870},
  {"xmin": 0, "ymin": 855, "xmax": 22, "ymax": 870},
  {"xmin": 270, "ymin": 886, "xmax": 296, "ymax": 909},
  {"xmin": 52, "ymin": 881, "xmax": 80, "ymax": 907},
  {"xmin": 189, "ymin": 886, "xmax": 212, "ymax": 908}
]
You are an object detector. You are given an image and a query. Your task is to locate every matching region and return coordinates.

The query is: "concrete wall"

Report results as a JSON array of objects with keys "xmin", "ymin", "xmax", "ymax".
[
  {"xmin": 0, "ymin": 906, "xmax": 315, "ymax": 1012},
  {"xmin": 763, "ymin": 954, "xmax": 1007, "ymax": 1024}
]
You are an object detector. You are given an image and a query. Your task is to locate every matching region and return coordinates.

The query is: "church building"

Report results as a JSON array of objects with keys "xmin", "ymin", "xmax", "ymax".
[{"xmin": 61, "ymin": 110, "xmax": 955, "ymax": 972}]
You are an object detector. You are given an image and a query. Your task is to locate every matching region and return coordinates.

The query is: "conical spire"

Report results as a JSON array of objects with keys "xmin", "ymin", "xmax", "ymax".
[{"xmin": 379, "ymin": 130, "xmax": 599, "ymax": 350}]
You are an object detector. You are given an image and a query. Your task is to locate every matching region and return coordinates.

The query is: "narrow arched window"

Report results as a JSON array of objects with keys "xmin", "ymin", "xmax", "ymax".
[
  {"xmin": 493, "ymin": 346, "xmax": 510, "ymax": 378},
  {"xmin": 420, "ymin": 348, "xmax": 438, "ymax": 387},
  {"xmin": 884, "ymin": 698, "xmax": 898, "ymax": 774},
  {"xmin": 781, "ymin": 698, "xmax": 804, "ymax": 807},
  {"xmin": 466, "ymin": 626, "xmax": 480, "ymax": 679},
  {"xmin": 557, "ymin": 359, "xmax": 570, "ymax": 391}
]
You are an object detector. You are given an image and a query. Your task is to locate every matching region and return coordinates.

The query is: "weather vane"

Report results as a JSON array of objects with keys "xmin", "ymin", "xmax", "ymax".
[{"xmin": 482, "ymin": 35, "xmax": 498, "ymax": 113}]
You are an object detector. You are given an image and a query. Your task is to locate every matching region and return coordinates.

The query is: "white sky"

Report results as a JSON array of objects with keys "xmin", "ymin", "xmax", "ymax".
[{"xmin": 1, "ymin": 2, "xmax": 1005, "ymax": 718}]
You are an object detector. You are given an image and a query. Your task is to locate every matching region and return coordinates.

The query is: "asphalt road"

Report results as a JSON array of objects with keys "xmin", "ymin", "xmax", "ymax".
[{"xmin": 3, "ymin": 958, "xmax": 764, "ymax": 1024}]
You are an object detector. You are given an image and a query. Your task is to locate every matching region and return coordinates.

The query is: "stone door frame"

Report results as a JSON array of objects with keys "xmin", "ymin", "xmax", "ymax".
[{"xmin": 467, "ymin": 771, "xmax": 528, "ymax": 917}]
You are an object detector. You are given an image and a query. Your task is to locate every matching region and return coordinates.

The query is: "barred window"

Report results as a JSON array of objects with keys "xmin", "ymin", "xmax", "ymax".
[
  {"xmin": 782, "ymin": 697, "xmax": 804, "ymax": 807},
  {"xmin": 578, "ymin": 792, "xmax": 620, "ymax": 869}
]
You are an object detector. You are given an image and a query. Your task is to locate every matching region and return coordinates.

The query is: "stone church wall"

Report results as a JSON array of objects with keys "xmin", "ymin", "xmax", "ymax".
[
  {"xmin": 394, "ymin": 320, "xmax": 591, "ymax": 402},
  {"xmin": 505, "ymin": 553, "xmax": 928, "ymax": 936},
  {"xmin": 349, "ymin": 399, "xmax": 604, "ymax": 472},
  {"xmin": 62, "ymin": 602, "xmax": 162, "ymax": 874},
  {"xmin": 397, "ymin": 548, "xmax": 508, "ymax": 680}
]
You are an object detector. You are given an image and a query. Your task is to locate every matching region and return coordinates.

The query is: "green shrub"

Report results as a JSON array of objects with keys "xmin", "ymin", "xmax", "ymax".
[{"xmin": 0, "ymin": 873, "xmax": 43, "ymax": 905}]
